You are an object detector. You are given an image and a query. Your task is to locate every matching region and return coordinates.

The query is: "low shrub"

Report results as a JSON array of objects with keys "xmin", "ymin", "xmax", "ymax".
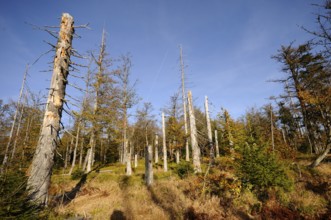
[
  {"xmin": 175, "ymin": 161, "xmax": 194, "ymax": 179},
  {"xmin": 238, "ymin": 144, "xmax": 293, "ymax": 192}
]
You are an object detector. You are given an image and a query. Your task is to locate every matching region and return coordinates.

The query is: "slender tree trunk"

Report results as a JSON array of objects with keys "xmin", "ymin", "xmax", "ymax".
[
  {"xmin": 162, "ymin": 112, "xmax": 168, "ymax": 172},
  {"xmin": 79, "ymin": 138, "xmax": 83, "ymax": 168},
  {"xmin": 82, "ymin": 148, "xmax": 90, "ymax": 172},
  {"xmin": 134, "ymin": 154, "xmax": 138, "ymax": 168},
  {"xmin": 1, "ymin": 65, "xmax": 28, "ymax": 173},
  {"xmin": 145, "ymin": 145, "xmax": 153, "ymax": 186},
  {"xmin": 215, "ymin": 130, "xmax": 220, "ymax": 157},
  {"xmin": 155, "ymin": 134, "xmax": 159, "ymax": 163},
  {"xmin": 179, "ymin": 45, "xmax": 190, "ymax": 162},
  {"xmin": 69, "ymin": 123, "xmax": 80, "ymax": 175},
  {"xmin": 10, "ymin": 100, "xmax": 25, "ymax": 162},
  {"xmin": 270, "ymin": 105, "xmax": 275, "ymax": 151},
  {"xmin": 187, "ymin": 91, "xmax": 201, "ymax": 173},
  {"xmin": 126, "ymin": 140, "xmax": 132, "ymax": 175},
  {"xmin": 175, "ymin": 149, "xmax": 180, "ymax": 164},
  {"xmin": 204, "ymin": 96, "xmax": 214, "ymax": 161},
  {"xmin": 26, "ymin": 13, "xmax": 74, "ymax": 206}
]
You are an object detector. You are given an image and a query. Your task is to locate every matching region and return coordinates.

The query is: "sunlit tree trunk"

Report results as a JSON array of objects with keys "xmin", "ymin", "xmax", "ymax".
[
  {"xmin": 187, "ymin": 91, "xmax": 201, "ymax": 173},
  {"xmin": 1, "ymin": 65, "xmax": 28, "ymax": 173},
  {"xmin": 215, "ymin": 130, "xmax": 220, "ymax": 157},
  {"xmin": 69, "ymin": 123, "xmax": 80, "ymax": 175},
  {"xmin": 179, "ymin": 45, "xmax": 190, "ymax": 162},
  {"xmin": 27, "ymin": 13, "xmax": 74, "ymax": 206},
  {"xmin": 154, "ymin": 134, "xmax": 159, "ymax": 163},
  {"xmin": 145, "ymin": 145, "xmax": 153, "ymax": 186},
  {"xmin": 162, "ymin": 112, "xmax": 168, "ymax": 172},
  {"xmin": 204, "ymin": 96, "xmax": 214, "ymax": 161}
]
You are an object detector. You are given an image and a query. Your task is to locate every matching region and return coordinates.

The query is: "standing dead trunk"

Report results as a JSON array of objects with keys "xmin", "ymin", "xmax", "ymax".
[
  {"xmin": 134, "ymin": 154, "xmax": 138, "ymax": 168},
  {"xmin": 69, "ymin": 123, "xmax": 80, "ymax": 175},
  {"xmin": 162, "ymin": 112, "xmax": 168, "ymax": 172},
  {"xmin": 215, "ymin": 130, "xmax": 220, "ymax": 158},
  {"xmin": 79, "ymin": 138, "xmax": 83, "ymax": 168},
  {"xmin": 27, "ymin": 13, "xmax": 74, "ymax": 206},
  {"xmin": 175, "ymin": 149, "xmax": 180, "ymax": 164},
  {"xmin": 154, "ymin": 134, "xmax": 159, "ymax": 163},
  {"xmin": 126, "ymin": 140, "xmax": 132, "ymax": 175},
  {"xmin": 1, "ymin": 65, "xmax": 28, "ymax": 173},
  {"xmin": 179, "ymin": 45, "xmax": 190, "ymax": 162},
  {"xmin": 270, "ymin": 104, "xmax": 275, "ymax": 151},
  {"xmin": 204, "ymin": 96, "xmax": 214, "ymax": 161},
  {"xmin": 145, "ymin": 145, "xmax": 153, "ymax": 186},
  {"xmin": 187, "ymin": 91, "xmax": 201, "ymax": 173},
  {"xmin": 10, "ymin": 98, "xmax": 25, "ymax": 162}
]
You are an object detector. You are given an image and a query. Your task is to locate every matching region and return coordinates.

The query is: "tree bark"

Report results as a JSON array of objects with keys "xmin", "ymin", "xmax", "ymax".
[
  {"xmin": 69, "ymin": 123, "xmax": 80, "ymax": 175},
  {"xmin": 145, "ymin": 145, "xmax": 153, "ymax": 186},
  {"xmin": 1, "ymin": 65, "xmax": 28, "ymax": 173},
  {"xmin": 215, "ymin": 130, "xmax": 220, "ymax": 157},
  {"xmin": 187, "ymin": 91, "xmax": 201, "ymax": 173},
  {"xmin": 162, "ymin": 112, "xmax": 168, "ymax": 172},
  {"xmin": 155, "ymin": 134, "xmax": 159, "ymax": 163},
  {"xmin": 179, "ymin": 45, "xmax": 190, "ymax": 162},
  {"xmin": 126, "ymin": 140, "xmax": 132, "ymax": 175},
  {"xmin": 27, "ymin": 13, "xmax": 74, "ymax": 206},
  {"xmin": 204, "ymin": 96, "xmax": 214, "ymax": 161},
  {"xmin": 134, "ymin": 154, "xmax": 138, "ymax": 168}
]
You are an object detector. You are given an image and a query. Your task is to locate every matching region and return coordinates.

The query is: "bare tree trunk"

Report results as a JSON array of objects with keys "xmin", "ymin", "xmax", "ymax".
[
  {"xmin": 69, "ymin": 123, "xmax": 80, "ymax": 175},
  {"xmin": 82, "ymin": 148, "xmax": 90, "ymax": 172},
  {"xmin": 187, "ymin": 91, "xmax": 201, "ymax": 173},
  {"xmin": 1, "ymin": 65, "xmax": 28, "ymax": 173},
  {"xmin": 10, "ymin": 98, "xmax": 25, "ymax": 162},
  {"xmin": 215, "ymin": 130, "xmax": 220, "ymax": 158},
  {"xmin": 126, "ymin": 140, "xmax": 132, "ymax": 175},
  {"xmin": 175, "ymin": 149, "xmax": 180, "ymax": 164},
  {"xmin": 155, "ymin": 134, "xmax": 159, "ymax": 163},
  {"xmin": 162, "ymin": 112, "xmax": 168, "ymax": 172},
  {"xmin": 270, "ymin": 104, "xmax": 275, "ymax": 151},
  {"xmin": 134, "ymin": 154, "xmax": 138, "ymax": 168},
  {"xmin": 179, "ymin": 45, "xmax": 190, "ymax": 162},
  {"xmin": 79, "ymin": 138, "xmax": 83, "ymax": 168},
  {"xmin": 27, "ymin": 13, "xmax": 74, "ymax": 206},
  {"xmin": 145, "ymin": 145, "xmax": 153, "ymax": 186},
  {"xmin": 204, "ymin": 96, "xmax": 214, "ymax": 161}
]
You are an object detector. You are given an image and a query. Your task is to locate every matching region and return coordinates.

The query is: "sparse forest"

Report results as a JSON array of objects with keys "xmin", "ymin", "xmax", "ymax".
[{"xmin": 1, "ymin": 1, "xmax": 331, "ymax": 220}]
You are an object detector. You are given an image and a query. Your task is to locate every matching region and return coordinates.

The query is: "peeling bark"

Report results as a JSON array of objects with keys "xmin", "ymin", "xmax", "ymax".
[{"xmin": 27, "ymin": 13, "xmax": 74, "ymax": 206}]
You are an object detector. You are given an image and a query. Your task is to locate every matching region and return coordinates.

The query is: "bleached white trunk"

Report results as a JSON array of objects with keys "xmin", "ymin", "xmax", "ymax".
[
  {"xmin": 179, "ymin": 45, "xmax": 190, "ymax": 162},
  {"xmin": 126, "ymin": 140, "xmax": 132, "ymax": 176},
  {"xmin": 204, "ymin": 96, "xmax": 214, "ymax": 160},
  {"xmin": 27, "ymin": 13, "xmax": 74, "ymax": 206},
  {"xmin": 162, "ymin": 112, "xmax": 168, "ymax": 172},
  {"xmin": 176, "ymin": 149, "xmax": 180, "ymax": 164},
  {"xmin": 215, "ymin": 130, "xmax": 220, "ymax": 157},
  {"xmin": 134, "ymin": 154, "xmax": 138, "ymax": 168},
  {"xmin": 69, "ymin": 124, "xmax": 80, "ymax": 175},
  {"xmin": 187, "ymin": 91, "xmax": 201, "ymax": 173},
  {"xmin": 145, "ymin": 145, "xmax": 153, "ymax": 186},
  {"xmin": 155, "ymin": 134, "xmax": 159, "ymax": 163}
]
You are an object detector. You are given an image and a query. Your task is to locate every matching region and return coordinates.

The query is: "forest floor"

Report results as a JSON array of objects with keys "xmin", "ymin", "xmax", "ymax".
[{"xmin": 48, "ymin": 156, "xmax": 331, "ymax": 220}]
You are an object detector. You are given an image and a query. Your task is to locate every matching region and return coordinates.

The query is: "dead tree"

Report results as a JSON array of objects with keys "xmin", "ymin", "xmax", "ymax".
[
  {"xmin": 145, "ymin": 145, "xmax": 153, "ymax": 186},
  {"xmin": 179, "ymin": 45, "xmax": 190, "ymax": 161},
  {"xmin": 162, "ymin": 112, "xmax": 168, "ymax": 172},
  {"xmin": 154, "ymin": 133, "xmax": 159, "ymax": 163},
  {"xmin": 204, "ymin": 96, "xmax": 214, "ymax": 161},
  {"xmin": 27, "ymin": 13, "xmax": 74, "ymax": 206},
  {"xmin": 187, "ymin": 91, "xmax": 201, "ymax": 173},
  {"xmin": 215, "ymin": 130, "xmax": 220, "ymax": 157},
  {"xmin": 1, "ymin": 65, "xmax": 28, "ymax": 173}
]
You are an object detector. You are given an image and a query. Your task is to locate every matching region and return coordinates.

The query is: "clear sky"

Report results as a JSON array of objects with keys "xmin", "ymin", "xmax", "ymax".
[{"xmin": 0, "ymin": 0, "xmax": 323, "ymax": 122}]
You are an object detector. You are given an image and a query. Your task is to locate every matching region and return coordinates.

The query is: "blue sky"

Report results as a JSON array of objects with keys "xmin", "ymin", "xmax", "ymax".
[{"xmin": 0, "ymin": 0, "xmax": 322, "ymax": 122}]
